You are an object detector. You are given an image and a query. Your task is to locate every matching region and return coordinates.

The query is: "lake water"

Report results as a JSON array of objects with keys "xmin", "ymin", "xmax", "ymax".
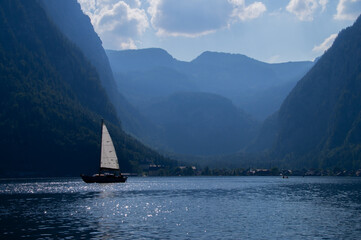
[{"xmin": 1, "ymin": 176, "xmax": 361, "ymax": 239}]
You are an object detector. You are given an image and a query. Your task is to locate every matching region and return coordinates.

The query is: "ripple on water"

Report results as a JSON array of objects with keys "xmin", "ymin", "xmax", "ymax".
[{"xmin": 1, "ymin": 176, "xmax": 361, "ymax": 239}]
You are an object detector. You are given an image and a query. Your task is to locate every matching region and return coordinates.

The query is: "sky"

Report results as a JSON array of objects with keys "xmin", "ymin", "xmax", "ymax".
[{"xmin": 78, "ymin": 0, "xmax": 361, "ymax": 63}]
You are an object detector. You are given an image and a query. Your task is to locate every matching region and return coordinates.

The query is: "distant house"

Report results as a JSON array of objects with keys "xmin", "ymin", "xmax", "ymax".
[
  {"xmin": 254, "ymin": 169, "xmax": 271, "ymax": 176},
  {"xmin": 148, "ymin": 164, "xmax": 165, "ymax": 176},
  {"xmin": 247, "ymin": 168, "xmax": 271, "ymax": 176}
]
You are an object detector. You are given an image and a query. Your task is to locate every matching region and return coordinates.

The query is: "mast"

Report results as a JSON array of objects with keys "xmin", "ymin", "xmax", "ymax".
[{"xmin": 99, "ymin": 119, "xmax": 104, "ymax": 174}]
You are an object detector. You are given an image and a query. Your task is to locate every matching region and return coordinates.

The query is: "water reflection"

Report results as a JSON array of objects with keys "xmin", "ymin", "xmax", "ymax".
[{"xmin": 1, "ymin": 177, "xmax": 361, "ymax": 239}]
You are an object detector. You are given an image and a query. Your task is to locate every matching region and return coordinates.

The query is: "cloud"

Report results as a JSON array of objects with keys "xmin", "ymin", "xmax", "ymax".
[
  {"xmin": 230, "ymin": 0, "xmax": 267, "ymax": 21},
  {"xmin": 148, "ymin": 0, "xmax": 266, "ymax": 37},
  {"xmin": 334, "ymin": 0, "xmax": 361, "ymax": 20},
  {"xmin": 319, "ymin": 0, "xmax": 328, "ymax": 11},
  {"xmin": 286, "ymin": 0, "xmax": 328, "ymax": 21},
  {"xmin": 312, "ymin": 33, "xmax": 338, "ymax": 53},
  {"xmin": 78, "ymin": 0, "xmax": 149, "ymax": 49},
  {"xmin": 147, "ymin": 0, "xmax": 232, "ymax": 37},
  {"xmin": 96, "ymin": 1, "xmax": 148, "ymax": 36}
]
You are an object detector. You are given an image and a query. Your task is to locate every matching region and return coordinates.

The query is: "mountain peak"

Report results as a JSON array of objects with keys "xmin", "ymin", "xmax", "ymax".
[
  {"xmin": 106, "ymin": 48, "xmax": 177, "ymax": 72},
  {"xmin": 192, "ymin": 51, "xmax": 262, "ymax": 66},
  {"xmin": 108, "ymin": 48, "xmax": 174, "ymax": 61}
]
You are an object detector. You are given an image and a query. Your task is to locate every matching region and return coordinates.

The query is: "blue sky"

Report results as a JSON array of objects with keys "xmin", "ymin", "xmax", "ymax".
[{"xmin": 78, "ymin": 0, "xmax": 361, "ymax": 63}]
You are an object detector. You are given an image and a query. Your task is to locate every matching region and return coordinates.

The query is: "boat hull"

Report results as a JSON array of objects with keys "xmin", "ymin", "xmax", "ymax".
[{"xmin": 81, "ymin": 174, "xmax": 127, "ymax": 183}]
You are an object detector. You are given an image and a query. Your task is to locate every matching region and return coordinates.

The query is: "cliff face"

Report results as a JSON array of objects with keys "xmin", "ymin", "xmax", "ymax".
[
  {"xmin": 0, "ymin": 0, "xmax": 173, "ymax": 177},
  {"xmin": 40, "ymin": 0, "xmax": 116, "ymax": 98},
  {"xmin": 40, "ymin": 0, "xmax": 155, "ymax": 137},
  {"xmin": 272, "ymin": 15, "xmax": 361, "ymax": 169}
]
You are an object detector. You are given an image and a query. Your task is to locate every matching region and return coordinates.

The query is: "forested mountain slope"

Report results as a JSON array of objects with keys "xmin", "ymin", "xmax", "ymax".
[
  {"xmin": 270, "ymin": 15, "xmax": 361, "ymax": 169},
  {"xmin": 40, "ymin": 0, "xmax": 156, "ymax": 139},
  {"xmin": 0, "ymin": 0, "xmax": 173, "ymax": 177}
]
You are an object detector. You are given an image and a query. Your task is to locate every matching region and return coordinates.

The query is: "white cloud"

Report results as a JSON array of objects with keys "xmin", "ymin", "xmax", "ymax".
[
  {"xmin": 96, "ymin": 1, "xmax": 148, "ymax": 35},
  {"xmin": 79, "ymin": 0, "xmax": 267, "ymax": 42},
  {"xmin": 230, "ymin": 0, "xmax": 266, "ymax": 21},
  {"xmin": 148, "ymin": 0, "xmax": 266, "ymax": 37},
  {"xmin": 148, "ymin": 0, "xmax": 232, "ymax": 37},
  {"xmin": 334, "ymin": 0, "xmax": 361, "ymax": 20},
  {"xmin": 286, "ymin": 0, "xmax": 328, "ymax": 21},
  {"xmin": 78, "ymin": 0, "xmax": 149, "ymax": 49},
  {"xmin": 119, "ymin": 38, "xmax": 138, "ymax": 49},
  {"xmin": 312, "ymin": 33, "xmax": 338, "ymax": 53}
]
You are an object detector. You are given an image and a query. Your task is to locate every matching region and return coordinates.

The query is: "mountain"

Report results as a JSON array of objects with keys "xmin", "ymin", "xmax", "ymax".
[
  {"xmin": 40, "ymin": 0, "xmax": 155, "ymax": 138},
  {"xmin": 106, "ymin": 48, "xmax": 312, "ymax": 157},
  {"xmin": 107, "ymin": 49, "xmax": 313, "ymax": 121},
  {"xmin": 0, "ymin": 0, "xmax": 173, "ymax": 177},
  {"xmin": 107, "ymin": 48, "xmax": 196, "ymax": 109},
  {"xmin": 107, "ymin": 48, "xmax": 179, "ymax": 72},
  {"xmin": 114, "ymin": 68, "xmax": 198, "ymax": 109},
  {"xmin": 189, "ymin": 52, "xmax": 314, "ymax": 119},
  {"xmin": 265, "ymin": 15, "xmax": 361, "ymax": 169},
  {"xmin": 142, "ymin": 92, "xmax": 258, "ymax": 155},
  {"xmin": 39, "ymin": 0, "xmax": 116, "ymax": 100}
]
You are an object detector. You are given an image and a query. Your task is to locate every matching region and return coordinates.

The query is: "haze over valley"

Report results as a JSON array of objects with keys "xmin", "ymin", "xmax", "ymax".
[
  {"xmin": 107, "ymin": 48, "xmax": 314, "ymax": 157},
  {"xmin": 1, "ymin": 0, "xmax": 361, "ymax": 175},
  {"xmin": 3, "ymin": 2, "xmax": 361, "ymax": 239}
]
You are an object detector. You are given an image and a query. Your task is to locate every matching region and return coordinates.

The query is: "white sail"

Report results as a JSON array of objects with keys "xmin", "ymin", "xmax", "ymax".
[{"xmin": 100, "ymin": 123, "xmax": 120, "ymax": 170}]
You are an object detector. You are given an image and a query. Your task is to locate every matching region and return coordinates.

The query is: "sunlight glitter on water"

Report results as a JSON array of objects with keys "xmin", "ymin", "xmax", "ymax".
[{"xmin": 1, "ymin": 177, "xmax": 361, "ymax": 239}]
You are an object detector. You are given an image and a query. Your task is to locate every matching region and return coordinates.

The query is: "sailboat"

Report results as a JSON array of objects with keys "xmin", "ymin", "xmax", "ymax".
[{"xmin": 81, "ymin": 120, "xmax": 127, "ymax": 183}]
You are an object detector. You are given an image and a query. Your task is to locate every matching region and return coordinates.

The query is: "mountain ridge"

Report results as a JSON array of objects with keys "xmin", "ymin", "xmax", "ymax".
[
  {"xmin": 0, "ymin": 0, "xmax": 174, "ymax": 177},
  {"xmin": 40, "ymin": 0, "xmax": 157, "ymax": 139},
  {"xmin": 253, "ymin": 14, "xmax": 361, "ymax": 169},
  {"xmin": 107, "ymin": 48, "xmax": 314, "ymax": 120},
  {"xmin": 106, "ymin": 47, "xmax": 313, "ymax": 157}
]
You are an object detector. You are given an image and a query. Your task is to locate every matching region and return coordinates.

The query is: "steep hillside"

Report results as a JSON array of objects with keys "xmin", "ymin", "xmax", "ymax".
[
  {"xmin": 40, "ymin": 0, "xmax": 155, "ymax": 138},
  {"xmin": 143, "ymin": 92, "xmax": 258, "ymax": 155},
  {"xmin": 273, "ymin": 15, "xmax": 361, "ymax": 169},
  {"xmin": 0, "ymin": 0, "xmax": 173, "ymax": 177}
]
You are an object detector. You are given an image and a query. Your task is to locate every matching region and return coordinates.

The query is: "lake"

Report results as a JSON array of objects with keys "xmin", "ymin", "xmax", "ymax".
[{"xmin": 1, "ymin": 176, "xmax": 361, "ymax": 239}]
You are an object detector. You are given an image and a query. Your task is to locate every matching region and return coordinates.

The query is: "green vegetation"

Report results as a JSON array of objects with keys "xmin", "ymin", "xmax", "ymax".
[
  {"xmin": 270, "ymin": 15, "xmax": 361, "ymax": 170},
  {"xmin": 145, "ymin": 166, "xmax": 361, "ymax": 177},
  {"xmin": 1, "ymin": 0, "xmax": 360, "ymax": 176},
  {"xmin": 0, "ymin": 0, "xmax": 175, "ymax": 177},
  {"xmin": 39, "ymin": 0, "xmax": 152, "ymax": 139}
]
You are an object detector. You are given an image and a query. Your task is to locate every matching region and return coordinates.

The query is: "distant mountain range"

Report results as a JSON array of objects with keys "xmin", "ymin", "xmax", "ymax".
[
  {"xmin": 106, "ymin": 47, "xmax": 313, "ymax": 156},
  {"xmin": 253, "ymin": 14, "xmax": 361, "ymax": 170},
  {"xmin": 3, "ymin": 0, "xmax": 360, "ymax": 173},
  {"xmin": 107, "ymin": 49, "xmax": 314, "ymax": 121},
  {"xmin": 0, "ymin": 0, "xmax": 174, "ymax": 177}
]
